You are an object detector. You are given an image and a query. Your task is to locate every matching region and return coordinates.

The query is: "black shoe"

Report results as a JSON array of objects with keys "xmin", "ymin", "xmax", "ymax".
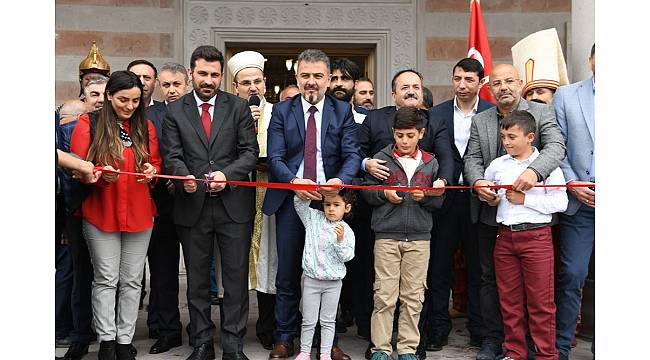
[
  {"xmin": 469, "ymin": 335, "xmax": 483, "ymax": 348},
  {"xmin": 476, "ymin": 340, "xmax": 503, "ymax": 360},
  {"xmin": 150, "ymin": 334, "xmax": 182, "ymax": 354},
  {"xmin": 63, "ymin": 342, "xmax": 89, "ymax": 360},
  {"xmin": 210, "ymin": 293, "xmax": 222, "ymax": 306},
  {"xmin": 187, "ymin": 343, "xmax": 215, "ymax": 360},
  {"xmin": 98, "ymin": 341, "xmax": 117, "ymax": 360},
  {"xmin": 257, "ymin": 336, "xmax": 273, "ymax": 351},
  {"xmin": 56, "ymin": 336, "xmax": 72, "ymax": 348},
  {"xmin": 222, "ymin": 352, "xmax": 249, "ymax": 360},
  {"xmin": 425, "ymin": 336, "xmax": 448, "ymax": 351},
  {"xmin": 148, "ymin": 328, "xmax": 160, "ymax": 339},
  {"xmin": 116, "ymin": 343, "xmax": 136, "ymax": 360}
]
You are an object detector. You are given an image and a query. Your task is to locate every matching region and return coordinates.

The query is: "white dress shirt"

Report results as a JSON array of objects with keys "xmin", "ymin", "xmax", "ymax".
[
  {"xmin": 296, "ymin": 96, "xmax": 327, "ymax": 185},
  {"xmin": 453, "ymin": 96, "xmax": 478, "ymax": 184},
  {"xmin": 484, "ymin": 148, "xmax": 568, "ymax": 226},
  {"xmin": 352, "ymin": 107, "xmax": 366, "ymax": 124},
  {"xmin": 396, "ymin": 149, "xmax": 422, "ymax": 183},
  {"xmin": 193, "ymin": 91, "xmax": 216, "ymax": 120}
]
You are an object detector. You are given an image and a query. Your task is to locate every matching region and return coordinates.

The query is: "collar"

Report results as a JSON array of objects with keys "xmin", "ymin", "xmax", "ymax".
[
  {"xmin": 453, "ymin": 95, "xmax": 479, "ymax": 113},
  {"xmin": 507, "ymin": 146, "xmax": 539, "ymax": 164},
  {"xmin": 300, "ymin": 95, "xmax": 325, "ymax": 115},
  {"xmin": 148, "ymin": 98, "xmax": 154, "ymax": 107},
  {"xmin": 392, "ymin": 145, "xmax": 421, "ymax": 159},
  {"xmin": 193, "ymin": 90, "xmax": 216, "ymax": 108},
  {"xmin": 592, "ymin": 77, "xmax": 595, "ymax": 95}
]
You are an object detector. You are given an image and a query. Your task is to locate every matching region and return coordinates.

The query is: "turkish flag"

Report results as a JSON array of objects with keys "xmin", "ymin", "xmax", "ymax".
[{"xmin": 467, "ymin": 0, "xmax": 495, "ymax": 102}]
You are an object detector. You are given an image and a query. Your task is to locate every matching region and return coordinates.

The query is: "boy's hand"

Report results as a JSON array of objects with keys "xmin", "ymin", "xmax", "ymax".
[
  {"xmin": 411, "ymin": 189, "xmax": 425, "ymax": 202},
  {"xmin": 505, "ymin": 189, "xmax": 525, "ymax": 205},
  {"xmin": 334, "ymin": 223, "xmax": 344, "ymax": 241},
  {"xmin": 384, "ymin": 189, "xmax": 403, "ymax": 204},
  {"xmin": 424, "ymin": 179, "xmax": 446, "ymax": 196},
  {"xmin": 485, "ymin": 194, "xmax": 501, "ymax": 207},
  {"xmin": 474, "ymin": 179, "xmax": 498, "ymax": 202}
]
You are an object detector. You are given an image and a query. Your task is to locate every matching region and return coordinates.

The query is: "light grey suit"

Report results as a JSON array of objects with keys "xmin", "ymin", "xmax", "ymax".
[
  {"xmin": 463, "ymin": 98, "xmax": 567, "ymax": 226},
  {"xmin": 553, "ymin": 78, "xmax": 595, "ymax": 215}
]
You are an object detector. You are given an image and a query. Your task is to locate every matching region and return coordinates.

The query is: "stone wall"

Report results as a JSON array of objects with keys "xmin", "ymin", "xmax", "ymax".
[{"xmin": 55, "ymin": 0, "xmax": 578, "ymax": 107}]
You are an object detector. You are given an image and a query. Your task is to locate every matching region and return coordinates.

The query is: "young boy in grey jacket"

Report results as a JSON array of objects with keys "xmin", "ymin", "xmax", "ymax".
[{"xmin": 362, "ymin": 107, "xmax": 445, "ymax": 360}]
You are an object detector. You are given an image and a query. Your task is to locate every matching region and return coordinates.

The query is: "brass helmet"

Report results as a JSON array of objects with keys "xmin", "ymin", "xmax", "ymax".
[{"xmin": 79, "ymin": 41, "xmax": 110, "ymax": 78}]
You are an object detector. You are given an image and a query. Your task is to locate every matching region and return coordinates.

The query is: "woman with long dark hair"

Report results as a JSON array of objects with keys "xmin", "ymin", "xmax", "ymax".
[{"xmin": 71, "ymin": 70, "xmax": 161, "ymax": 360}]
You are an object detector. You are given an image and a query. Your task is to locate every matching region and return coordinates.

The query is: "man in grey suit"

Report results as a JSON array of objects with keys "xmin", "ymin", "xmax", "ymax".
[
  {"xmin": 553, "ymin": 45, "xmax": 595, "ymax": 360},
  {"xmin": 162, "ymin": 45, "xmax": 259, "ymax": 360},
  {"xmin": 463, "ymin": 63, "xmax": 566, "ymax": 360}
]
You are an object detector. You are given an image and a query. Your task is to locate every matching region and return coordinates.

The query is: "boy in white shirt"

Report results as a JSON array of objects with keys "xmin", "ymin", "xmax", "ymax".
[{"xmin": 483, "ymin": 110, "xmax": 568, "ymax": 360}]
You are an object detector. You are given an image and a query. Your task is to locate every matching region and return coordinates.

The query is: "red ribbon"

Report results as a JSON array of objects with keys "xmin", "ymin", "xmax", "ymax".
[{"xmin": 94, "ymin": 167, "xmax": 594, "ymax": 192}]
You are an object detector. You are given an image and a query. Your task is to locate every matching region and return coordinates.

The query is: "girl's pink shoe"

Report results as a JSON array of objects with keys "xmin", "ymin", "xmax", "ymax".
[
  {"xmin": 319, "ymin": 353, "xmax": 332, "ymax": 360},
  {"xmin": 294, "ymin": 352, "xmax": 311, "ymax": 360}
]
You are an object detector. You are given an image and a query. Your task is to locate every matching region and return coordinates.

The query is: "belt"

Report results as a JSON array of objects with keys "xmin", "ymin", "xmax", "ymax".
[
  {"xmin": 205, "ymin": 190, "xmax": 220, "ymax": 198},
  {"xmin": 500, "ymin": 222, "xmax": 549, "ymax": 232}
]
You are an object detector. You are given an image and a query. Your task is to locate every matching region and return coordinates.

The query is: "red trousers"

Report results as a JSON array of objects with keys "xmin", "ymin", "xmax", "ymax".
[{"xmin": 494, "ymin": 225, "xmax": 557, "ymax": 360}]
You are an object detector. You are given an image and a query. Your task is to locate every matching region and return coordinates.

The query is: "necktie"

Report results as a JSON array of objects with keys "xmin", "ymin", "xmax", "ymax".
[
  {"xmin": 200, "ymin": 103, "xmax": 212, "ymax": 138},
  {"xmin": 303, "ymin": 106, "xmax": 318, "ymax": 182}
]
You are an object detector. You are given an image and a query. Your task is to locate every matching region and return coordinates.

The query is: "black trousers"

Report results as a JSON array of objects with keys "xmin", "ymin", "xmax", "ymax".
[
  {"xmin": 419, "ymin": 191, "xmax": 482, "ymax": 346},
  {"xmin": 344, "ymin": 194, "xmax": 375, "ymax": 339},
  {"xmin": 476, "ymin": 222, "xmax": 503, "ymax": 344},
  {"xmin": 256, "ymin": 291, "xmax": 277, "ymax": 345},
  {"xmin": 177, "ymin": 196, "xmax": 252, "ymax": 353},
  {"xmin": 147, "ymin": 211, "xmax": 182, "ymax": 337},
  {"xmin": 65, "ymin": 215, "xmax": 95, "ymax": 344},
  {"xmin": 55, "ymin": 195, "xmax": 73, "ymax": 339}
]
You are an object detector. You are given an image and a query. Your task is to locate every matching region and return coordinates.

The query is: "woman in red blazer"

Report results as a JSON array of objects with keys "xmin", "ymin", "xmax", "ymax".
[{"xmin": 71, "ymin": 70, "xmax": 161, "ymax": 360}]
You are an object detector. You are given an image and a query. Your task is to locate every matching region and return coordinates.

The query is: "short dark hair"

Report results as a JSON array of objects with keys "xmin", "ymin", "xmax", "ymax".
[
  {"xmin": 357, "ymin": 77, "xmax": 374, "ymax": 86},
  {"xmin": 127, "ymin": 59, "xmax": 158, "ymax": 78},
  {"xmin": 590, "ymin": 43, "xmax": 595, "ymax": 58},
  {"xmin": 452, "ymin": 58, "xmax": 484, "ymax": 80},
  {"xmin": 391, "ymin": 69, "xmax": 423, "ymax": 92},
  {"xmin": 190, "ymin": 45, "xmax": 225, "ymax": 70},
  {"xmin": 422, "ymin": 86, "xmax": 434, "ymax": 109},
  {"xmin": 331, "ymin": 58, "xmax": 361, "ymax": 82},
  {"xmin": 392, "ymin": 106, "xmax": 425, "ymax": 130},
  {"xmin": 296, "ymin": 49, "xmax": 330, "ymax": 72},
  {"xmin": 500, "ymin": 110, "xmax": 536, "ymax": 135}
]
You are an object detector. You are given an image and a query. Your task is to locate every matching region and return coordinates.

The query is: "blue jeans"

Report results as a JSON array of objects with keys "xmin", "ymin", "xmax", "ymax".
[{"xmin": 555, "ymin": 204, "xmax": 595, "ymax": 356}]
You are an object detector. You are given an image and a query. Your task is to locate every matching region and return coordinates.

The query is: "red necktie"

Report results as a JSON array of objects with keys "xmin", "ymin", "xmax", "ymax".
[
  {"xmin": 200, "ymin": 103, "xmax": 212, "ymax": 138},
  {"xmin": 303, "ymin": 106, "xmax": 317, "ymax": 182}
]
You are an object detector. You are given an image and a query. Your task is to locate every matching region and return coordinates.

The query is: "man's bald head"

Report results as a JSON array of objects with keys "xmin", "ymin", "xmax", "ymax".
[{"xmin": 488, "ymin": 63, "xmax": 523, "ymax": 110}]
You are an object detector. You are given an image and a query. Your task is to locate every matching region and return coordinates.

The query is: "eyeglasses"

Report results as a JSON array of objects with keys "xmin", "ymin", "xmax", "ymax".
[
  {"xmin": 490, "ymin": 78, "xmax": 519, "ymax": 88},
  {"xmin": 236, "ymin": 78, "xmax": 264, "ymax": 87}
]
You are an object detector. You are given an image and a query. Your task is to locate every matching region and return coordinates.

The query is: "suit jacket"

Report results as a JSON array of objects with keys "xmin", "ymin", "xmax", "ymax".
[
  {"xmin": 161, "ymin": 90, "xmax": 259, "ymax": 227},
  {"xmin": 146, "ymin": 100, "xmax": 175, "ymax": 215},
  {"xmin": 463, "ymin": 98, "xmax": 566, "ymax": 226},
  {"xmin": 428, "ymin": 98, "xmax": 493, "ymax": 213},
  {"xmin": 553, "ymin": 78, "xmax": 595, "ymax": 215},
  {"xmin": 358, "ymin": 106, "xmax": 454, "ymax": 183},
  {"xmin": 262, "ymin": 94, "xmax": 360, "ymax": 215}
]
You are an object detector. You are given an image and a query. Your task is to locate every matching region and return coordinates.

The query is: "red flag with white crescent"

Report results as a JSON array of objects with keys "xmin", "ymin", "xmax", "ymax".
[{"xmin": 467, "ymin": 0, "xmax": 495, "ymax": 102}]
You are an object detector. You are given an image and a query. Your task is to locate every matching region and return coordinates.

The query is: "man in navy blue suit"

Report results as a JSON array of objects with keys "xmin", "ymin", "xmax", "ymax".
[
  {"xmin": 418, "ymin": 58, "xmax": 494, "ymax": 355},
  {"xmin": 263, "ymin": 49, "xmax": 360, "ymax": 360}
]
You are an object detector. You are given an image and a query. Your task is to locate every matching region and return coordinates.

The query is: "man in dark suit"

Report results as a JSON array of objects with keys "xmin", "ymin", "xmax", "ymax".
[
  {"xmin": 418, "ymin": 58, "xmax": 493, "ymax": 354},
  {"xmin": 127, "ymin": 59, "xmax": 184, "ymax": 354},
  {"xmin": 357, "ymin": 69, "xmax": 452, "ymax": 360},
  {"xmin": 162, "ymin": 45, "xmax": 259, "ymax": 360},
  {"xmin": 263, "ymin": 49, "xmax": 360, "ymax": 360},
  {"xmin": 463, "ymin": 64, "xmax": 566, "ymax": 360}
]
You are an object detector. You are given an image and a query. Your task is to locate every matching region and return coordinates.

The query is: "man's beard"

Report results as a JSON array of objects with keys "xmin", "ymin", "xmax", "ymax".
[
  {"xmin": 529, "ymin": 98, "xmax": 548, "ymax": 104},
  {"xmin": 328, "ymin": 87, "xmax": 354, "ymax": 103}
]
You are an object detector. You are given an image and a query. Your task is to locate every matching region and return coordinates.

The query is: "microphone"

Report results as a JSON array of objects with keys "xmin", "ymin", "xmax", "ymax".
[{"xmin": 248, "ymin": 95, "xmax": 261, "ymax": 107}]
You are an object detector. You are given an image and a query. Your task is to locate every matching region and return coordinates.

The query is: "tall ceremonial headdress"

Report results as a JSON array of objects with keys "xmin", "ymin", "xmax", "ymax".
[
  {"xmin": 227, "ymin": 50, "xmax": 265, "ymax": 78},
  {"xmin": 79, "ymin": 41, "xmax": 111, "ymax": 78},
  {"xmin": 467, "ymin": 0, "xmax": 494, "ymax": 102},
  {"xmin": 511, "ymin": 28, "xmax": 569, "ymax": 95}
]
